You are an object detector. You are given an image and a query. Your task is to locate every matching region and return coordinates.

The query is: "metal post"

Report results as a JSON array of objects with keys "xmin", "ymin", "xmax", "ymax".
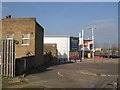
[
  {"xmin": 11, "ymin": 39, "xmax": 14, "ymax": 77},
  {"xmin": 3, "ymin": 40, "xmax": 5, "ymax": 76},
  {"xmin": 79, "ymin": 33, "xmax": 81, "ymax": 48},
  {"xmin": 89, "ymin": 27, "xmax": 96, "ymax": 62},
  {"xmin": 1, "ymin": 40, "xmax": 3, "ymax": 76},
  {"xmin": 13, "ymin": 39, "xmax": 15, "ymax": 77},
  {"xmin": 9, "ymin": 40, "xmax": 11, "ymax": 77},
  {"xmin": 79, "ymin": 33, "xmax": 81, "ymax": 61},
  {"xmin": 82, "ymin": 30, "xmax": 84, "ymax": 59},
  {"xmin": 6, "ymin": 39, "xmax": 9, "ymax": 76},
  {"xmin": 92, "ymin": 28, "xmax": 94, "ymax": 58}
]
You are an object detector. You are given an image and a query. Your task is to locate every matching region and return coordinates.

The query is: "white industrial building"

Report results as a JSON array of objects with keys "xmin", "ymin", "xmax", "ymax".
[
  {"xmin": 44, "ymin": 35, "xmax": 93, "ymax": 60},
  {"xmin": 44, "ymin": 36, "xmax": 79, "ymax": 60}
]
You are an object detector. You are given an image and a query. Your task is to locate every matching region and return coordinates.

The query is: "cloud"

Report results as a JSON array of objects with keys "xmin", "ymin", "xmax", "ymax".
[
  {"xmin": 83, "ymin": 19, "xmax": 117, "ymax": 32},
  {"xmin": 91, "ymin": 19, "xmax": 113, "ymax": 23},
  {"xmin": 83, "ymin": 19, "xmax": 118, "ymax": 48},
  {"xmin": 93, "ymin": 22, "xmax": 114, "ymax": 31}
]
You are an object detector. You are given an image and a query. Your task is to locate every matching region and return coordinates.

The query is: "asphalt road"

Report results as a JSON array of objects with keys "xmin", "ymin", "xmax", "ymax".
[{"xmin": 2, "ymin": 59, "xmax": 119, "ymax": 89}]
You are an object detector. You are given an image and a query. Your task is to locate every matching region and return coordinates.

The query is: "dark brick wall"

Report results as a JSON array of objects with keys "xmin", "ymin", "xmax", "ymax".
[
  {"xmin": 44, "ymin": 44, "xmax": 58, "ymax": 62},
  {"xmin": 35, "ymin": 22, "xmax": 44, "ymax": 66},
  {"xmin": 15, "ymin": 56, "xmax": 35, "ymax": 76}
]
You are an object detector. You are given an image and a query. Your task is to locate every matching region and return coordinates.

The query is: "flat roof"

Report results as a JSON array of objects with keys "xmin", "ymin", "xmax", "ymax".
[
  {"xmin": 2, "ymin": 17, "xmax": 36, "ymax": 21},
  {"xmin": 45, "ymin": 35, "xmax": 78, "ymax": 38},
  {"xmin": 84, "ymin": 39, "xmax": 92, "ymax": 41}
]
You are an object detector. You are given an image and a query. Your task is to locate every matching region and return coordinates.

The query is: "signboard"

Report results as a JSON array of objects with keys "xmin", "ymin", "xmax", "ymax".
[
  {"xmin": 70, "ymin": 37, "xmax": 79, "ymax": 51},
  {"xmin": 84, "ymin": 42, "xmax": 88, "ymax": 46},
  {"xmin": 88, "ymin": 53, "xmax": 91, "ymax": 58}
]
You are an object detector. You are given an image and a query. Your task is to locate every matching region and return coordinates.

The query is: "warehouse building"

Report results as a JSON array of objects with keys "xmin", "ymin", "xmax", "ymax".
[
  {"xmin": 44, "ymin": 36, "xmax": 94, "ymax": 61},
  {"xmin": 44, "ymin": 36, "xmax": 79, "ymax": 61}
]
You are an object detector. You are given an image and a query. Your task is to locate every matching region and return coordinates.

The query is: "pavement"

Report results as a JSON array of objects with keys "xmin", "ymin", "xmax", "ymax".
[{"xmin": 2, "ymin": 58, "xmax": 119, "ymax": 89}]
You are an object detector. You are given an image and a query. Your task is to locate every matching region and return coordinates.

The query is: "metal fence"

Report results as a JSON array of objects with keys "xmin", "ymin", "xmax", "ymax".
[{"xmin": 1, "ymin": 39, "xmax": 15, "ymax": 77}]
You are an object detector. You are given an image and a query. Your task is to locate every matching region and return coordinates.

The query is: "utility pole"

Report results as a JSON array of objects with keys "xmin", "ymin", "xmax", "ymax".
[
  {"xmin": 90, "ymin": 28, "xmax": 96, "ymax": 58},
  {"xmin": 92, "ymin": 28, "xmax": 94, "ymax": 58},
  {"xmin": 79, "ymin": 29, "xmax": 84, "ymax": 60},
  {"xmin": 79, "ymin": 32, "xmax": 81, "ymax": 51},
  {"xmin": 79, "ymin": 32, "xmax": 81, "ymax": 61},
  {"xmin": 81, "ymin": 29, "xmax": 84, "ymax": 59}
]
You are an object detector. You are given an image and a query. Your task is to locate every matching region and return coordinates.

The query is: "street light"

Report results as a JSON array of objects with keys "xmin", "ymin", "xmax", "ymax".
[
  {"xmin": 89, "ymin": 28, "xmax": 96, "ymax": 58},
  {"xmin": 82, "ymin": 30, "xmax": 84, "ymax": 59},
  {"xmin": 79, "ymin": 29, "xmax": 84, "ymax": 60}
]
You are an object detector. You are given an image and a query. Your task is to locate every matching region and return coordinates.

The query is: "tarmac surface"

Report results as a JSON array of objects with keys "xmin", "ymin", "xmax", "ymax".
[{"xmin": 2, "ymin": 58, "xmax": 119, "ymax": 89}]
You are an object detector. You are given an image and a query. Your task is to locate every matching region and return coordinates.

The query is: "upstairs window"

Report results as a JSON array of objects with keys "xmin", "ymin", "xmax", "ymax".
[
  {"xmin": 21, "ymin": 33, "xmax": 30, "ymax": 46},
  {"xmin": 6, "ymin": 34, "xmax": 14, "ymax": 40}
]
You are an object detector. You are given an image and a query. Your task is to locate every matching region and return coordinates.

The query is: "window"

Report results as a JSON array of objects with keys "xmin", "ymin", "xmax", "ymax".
[
  {"xmin": 21, "ymin": 33, "xmax": 30, "ymax": 46},
  {"xmin": 6, "ymin": 34, "xmax": 14, "ymax": 40}
]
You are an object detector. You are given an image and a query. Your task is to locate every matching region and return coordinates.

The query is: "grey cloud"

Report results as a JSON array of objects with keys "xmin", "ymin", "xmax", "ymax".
[{"xmin": 83, "ymin": 19, "xmax": 118, "ymax": 48}]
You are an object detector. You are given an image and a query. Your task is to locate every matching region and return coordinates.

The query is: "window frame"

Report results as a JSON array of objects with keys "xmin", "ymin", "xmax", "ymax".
[
  {"xmin": 21, "ymin": 33, "xmax": 30, "ymax": 46},
  {"xmin": 6, "ymin": 34, "xmax": 14, "ymax": 40}
]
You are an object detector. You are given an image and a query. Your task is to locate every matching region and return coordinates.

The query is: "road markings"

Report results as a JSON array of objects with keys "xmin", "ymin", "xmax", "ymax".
[
  {"xmin": 58, "ymin": 72, "xmax": 63, "ymax": 77},
  {"xmin": 108, "ymin": 75, "xmax": 112, "ymax": 77},
  {"xmin": 100, "ymin": 74, "xmax": 107, "ymax": 77},
  {"xmin": 80, "ymin": 71, "xmax": 96, "ymax": 76},
  {"xmin": 80, "ymin": 71, "xmax": 116, "ymax": 77}
]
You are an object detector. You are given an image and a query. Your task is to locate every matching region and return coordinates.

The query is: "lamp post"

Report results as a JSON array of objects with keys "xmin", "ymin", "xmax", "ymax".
[
  {"xmin": 81, "ymin": 30, "xmax": 84, "ymax": 59},
  {"xmin": 89, "ymin": 28, "xmax": 96, "ymax": 58},
  {"xmin": 79, "ymin": 30, "xmax": 84, "ymax": 60},
  {"xmin": 79, "ymin": 32, "xmax": 81, "ymax": 61}
]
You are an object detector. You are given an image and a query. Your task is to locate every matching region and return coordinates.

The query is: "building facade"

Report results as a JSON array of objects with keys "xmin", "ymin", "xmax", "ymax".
[
  {"xmin": 44, "ymin": 36, "xmax": 79, "ymax": 60},
  {"xmin": 44, "ymin": 43, "xmax": 57, "ymax": 58},
  {"xmin": 1, "ymin": 17, "xmax": 44, "ymax": 66}
]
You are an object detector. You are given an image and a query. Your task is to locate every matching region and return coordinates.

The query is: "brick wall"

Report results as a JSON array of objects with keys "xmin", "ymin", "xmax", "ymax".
[
  {"xmin": 35, "ymin": 22, "xmax": 44, "ymax": 66},
  {"xmin": 2, "ymin": 18, "xmax": 36, "ymax": 58},
  {"xmin": 44, "ymin": 44, "xmax": 57, "ymax": 58},
  {"xmin": 44, "ymin": 44, "xmax": 58, "ymax": 62},
  {"xmin": 2, "ymin": 18, "xmax": 44, "ymax": 73},
  {"xmin": 15, "ymin": 56, "xmax": 35, "ymax": 76}
]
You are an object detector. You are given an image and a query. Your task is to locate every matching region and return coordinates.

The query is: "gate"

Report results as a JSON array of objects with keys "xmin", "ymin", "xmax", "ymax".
[{"xmin": 1, "ymin": 39, "xmax": 15, "ymax": 77}]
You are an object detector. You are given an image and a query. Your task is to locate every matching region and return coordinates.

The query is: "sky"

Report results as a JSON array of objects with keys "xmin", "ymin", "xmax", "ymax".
[{"xmin": 2, "ymin": 2, "xmax": 118, "ymax": 48}]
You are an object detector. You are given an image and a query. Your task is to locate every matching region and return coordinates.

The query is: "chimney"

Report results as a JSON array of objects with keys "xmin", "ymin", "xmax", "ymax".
[{"xmin": 6, "ymin": 15, "xmax": 12, "ymax": 18}]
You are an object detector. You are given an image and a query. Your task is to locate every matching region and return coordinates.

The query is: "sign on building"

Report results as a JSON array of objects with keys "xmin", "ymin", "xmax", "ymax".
[{"xmin": 70, "ymin": 37, "xmax": 79, "ymax": 51}]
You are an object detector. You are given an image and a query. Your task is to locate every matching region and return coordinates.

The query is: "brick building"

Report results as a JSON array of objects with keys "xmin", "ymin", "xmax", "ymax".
[
  {"xmin": 0, "ymin": 17, "xmax": 44, "ymax": 66},
  {"xmin": 44, "ymin": 43, "xmax": 58, "ymax": 58}
]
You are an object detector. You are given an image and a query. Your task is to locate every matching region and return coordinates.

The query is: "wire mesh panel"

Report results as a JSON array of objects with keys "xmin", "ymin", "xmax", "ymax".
[{"xmin": 1, "ymin": 39, "xmax": 15, "ymax": 77}]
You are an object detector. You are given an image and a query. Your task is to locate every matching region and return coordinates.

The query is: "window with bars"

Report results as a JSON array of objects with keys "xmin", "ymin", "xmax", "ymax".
[{"xmin": 21, "ymin": 33, "xmax": 30, "ymax": 46}]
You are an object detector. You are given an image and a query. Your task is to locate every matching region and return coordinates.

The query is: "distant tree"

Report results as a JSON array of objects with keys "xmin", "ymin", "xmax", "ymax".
[
  {"xmin": 102, "ymin": 42, "xmax": 109, "ymax": 49},
  {"xmin": 111, "ymin": 43, "xmax": 118, "ymax": 55},
  {"xmin": 102, "ymin": 42, "xmax": 110, "ymax": 54},
  {"xmin": 94, "ymin": 42, "xmax": 99, "ymax": 48}
]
